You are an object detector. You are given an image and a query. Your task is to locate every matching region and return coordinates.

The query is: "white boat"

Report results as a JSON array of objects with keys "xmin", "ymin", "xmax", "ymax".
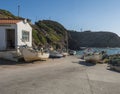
[
  {"xmin": 19, "ymin": 47, "xmax": 49, "ymax": 62},
  {"xmin": 49, "ymin": 51, "xmax": 63, "ymax": 58},
  {"xmin": 83, "ymin": 48, "xmax": 94, "ymax": 55},
  {"xmin": 62, "ymin": 52, "xmax": 68, "ymax": 57},
  {"xmin": 69, "ymin": 50, "xmax": 76, "ymax": 55}
]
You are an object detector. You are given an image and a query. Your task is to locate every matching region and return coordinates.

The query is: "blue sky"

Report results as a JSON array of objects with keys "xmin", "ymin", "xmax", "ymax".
[{"xmin": 1, "ymin": 0, "xmax": 120, "ymax": 36}]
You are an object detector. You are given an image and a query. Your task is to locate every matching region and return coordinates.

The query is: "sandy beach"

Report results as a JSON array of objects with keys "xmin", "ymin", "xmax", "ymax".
[{"xmin": 0, "ymin": 55, "xmax": 120, "ymax": 94}]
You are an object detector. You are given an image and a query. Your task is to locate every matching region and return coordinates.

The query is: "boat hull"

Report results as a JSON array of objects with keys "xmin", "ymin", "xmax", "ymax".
[
  {"xmin": 49, "ymin": 51, "xmax": 63, "ymax": 58},
  {"xmin": 20, "ymin": 48, "xmax": 49, "ymax": 62},
  {"xmin": 62, "ymin": 52, "xmax": 68, "ymax": 57},
  {"xmin": 84, "ymin": 54, "xmax": 102, "ymax": 62}
]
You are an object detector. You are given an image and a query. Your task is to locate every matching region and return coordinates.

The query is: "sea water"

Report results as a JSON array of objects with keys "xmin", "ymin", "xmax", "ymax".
[{"xmin": 77, "ymin": 48, "xmax": 120, "ymax": 55}]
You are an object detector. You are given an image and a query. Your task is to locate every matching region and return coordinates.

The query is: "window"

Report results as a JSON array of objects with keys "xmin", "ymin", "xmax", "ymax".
[{"xmin": 22, "ymin": 31, "xmax": 29, "ymax": 42}]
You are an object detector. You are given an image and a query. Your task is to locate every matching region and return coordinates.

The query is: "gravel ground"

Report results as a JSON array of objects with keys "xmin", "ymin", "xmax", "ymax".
[{"xmin": 0, "ymin": 56, "xmax": 120, "ymax": 94}]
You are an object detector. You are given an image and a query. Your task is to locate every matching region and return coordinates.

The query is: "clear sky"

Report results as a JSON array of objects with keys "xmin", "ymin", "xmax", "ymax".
[{"xmin": 1, "ymin": 0, "xmax": 120, "ymax": 36}]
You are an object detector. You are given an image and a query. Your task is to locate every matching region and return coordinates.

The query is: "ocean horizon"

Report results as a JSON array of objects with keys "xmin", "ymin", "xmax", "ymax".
[{"xmin": 77, "ymin": 47, "xmax": 120, "ymax": 55}]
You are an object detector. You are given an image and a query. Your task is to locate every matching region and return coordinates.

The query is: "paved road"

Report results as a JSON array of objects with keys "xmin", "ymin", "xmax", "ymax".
[{"xmin": 0, "ymin": 56, "xmax": 120, "ymax": 94}]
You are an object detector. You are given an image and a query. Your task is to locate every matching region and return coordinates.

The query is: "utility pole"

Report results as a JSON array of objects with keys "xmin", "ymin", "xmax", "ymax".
[{"xmin": 18, "ymin": 5, "xmax": 20, "ymax": 17}]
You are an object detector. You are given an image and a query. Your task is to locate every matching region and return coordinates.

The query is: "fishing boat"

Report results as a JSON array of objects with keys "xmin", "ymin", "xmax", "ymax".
[
  {"xmin": 49, "ymin": 50, "xmax": 63, "ymax": 58},
  {"xmin": 83, "ymin": 48, "xmax": 94, "ymax": 55},
  {"xmin": 84, "ymin": 53, "xmax": 103, "ymax": 62},
  {"xmin": 19, "ymin": 46, "xmax": 49, "ymax": 62},
  {"xmin": 108, "ymin": 62, "xmax": 120, "ymax": 72},
  {"xmin": 108, "ymin": 55, "xmax": 120, "ymax": 72},
  {"xmin": 62, "ymin": 52, "xmax": 68, "ymax": 57},
  {"xmin": 83, "ymin": 50, "xmax": 107, "ymax": 63},
  {"xmin": 69, "ymin": 50, "xmax": 76, "ymax": 55}
]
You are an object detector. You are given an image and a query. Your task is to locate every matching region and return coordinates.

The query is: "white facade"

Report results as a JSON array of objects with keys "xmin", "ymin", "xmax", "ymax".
[{"xmin": 0, "ymin": 20, "xmax": 32, "ymax": 50}]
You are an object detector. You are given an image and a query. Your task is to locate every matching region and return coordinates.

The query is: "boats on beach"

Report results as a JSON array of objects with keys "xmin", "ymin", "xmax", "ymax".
[
  {"xmin": 19, "ymin": 46, "xmax": 49, "ymax": 62},
  {"xmin": 83, "ymin": 49, "xmax": 107, "ymax": 63}
]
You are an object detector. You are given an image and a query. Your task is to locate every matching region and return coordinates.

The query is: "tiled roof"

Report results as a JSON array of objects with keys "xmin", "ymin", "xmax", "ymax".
[{"xmin": 0, "ymin": 19, "xmax": 22, "ymax": 24}]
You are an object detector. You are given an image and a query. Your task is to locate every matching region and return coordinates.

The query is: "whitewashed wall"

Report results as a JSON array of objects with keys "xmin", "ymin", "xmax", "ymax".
[
  {"xmin": 0, "ymin": 24, "xmax": 17, "ymax": 50},
  {"xmin": 17, "ymin": 21, "xmax": 32, "ymax": 48}
]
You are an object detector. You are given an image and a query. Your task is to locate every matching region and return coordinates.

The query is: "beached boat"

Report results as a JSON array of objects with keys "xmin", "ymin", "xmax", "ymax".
[
  {"xmin": 19, "ymin": 47, "xmax": 49, "ymax": 62},
  {"xmin": 49, "ymin": 51, "xmax": 63, "ymax": 58},
  {"xmin": 83, "ymin": 48, "xmax": 107, "ymax": 63},
  {"xmin": 62, "ymin": 52, "xmax": 68, "ymax": 57},
  {"xmin": 108, "ymin": 55, "xmax": 120, "ymax": 72},
  {"xmin": 69, "ymin": 50, "xmax": 76, "ymax": 55},
  {"xmin": 84, "ymin": 53, "xmax": 103, "ymax": 62},
  {"xmin": 83, "ymin": 48, "xmax": 94, "ymax": 55}
]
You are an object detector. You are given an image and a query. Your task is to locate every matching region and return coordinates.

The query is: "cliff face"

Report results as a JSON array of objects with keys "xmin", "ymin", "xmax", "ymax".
[
  {"xmin": 69, "ymin": 31, "xmax": 120, "ymax": 48},
  {"xmin": 32, "ymin": 20, "xmax": 68, "ymax": 49}
]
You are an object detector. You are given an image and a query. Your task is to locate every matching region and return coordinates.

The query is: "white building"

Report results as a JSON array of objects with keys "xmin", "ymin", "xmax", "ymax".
[{"xmin": 0, "ymin": 19, "xmax": 32, "ymax": 51}]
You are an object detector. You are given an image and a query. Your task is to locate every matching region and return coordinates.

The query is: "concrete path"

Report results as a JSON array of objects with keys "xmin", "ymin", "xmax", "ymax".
[{"xmin": 0, "ymin": 56, "xmax": 120, "ymax": 94}]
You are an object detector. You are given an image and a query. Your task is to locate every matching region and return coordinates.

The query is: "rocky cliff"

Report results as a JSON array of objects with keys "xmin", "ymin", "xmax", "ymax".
[
  {"xmin": 69, "ymin": 31, "xmax": 120, "ymax": 48},
  {"xmin": 32, "ymin": 20, "xmax": 68, "ymax": 49}
]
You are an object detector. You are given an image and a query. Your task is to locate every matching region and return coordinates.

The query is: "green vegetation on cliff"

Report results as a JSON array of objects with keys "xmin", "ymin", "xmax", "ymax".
[
  {"xmin": 32, "ymin": 20, "xmax": 67, "ymax": 49},
  {"xmin": 0, "ymin": 9, "xmax": 19, "ymax": 19}
]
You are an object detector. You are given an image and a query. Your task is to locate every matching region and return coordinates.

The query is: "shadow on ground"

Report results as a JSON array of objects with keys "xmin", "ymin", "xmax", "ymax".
[
  {"xmin": 0, "ymin": 58, "xmax": 33, "ymax": 65},
  {"xmin": 72, "ymin": 60, "xmax": 96, "ymax": 66},
  {"xmin": 79, "ymin": 61, "xmax": 96, "ymax": 66},
  {"xmin": 107, "ymin": 67, "xmax": 120, "ymax": 73}
]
